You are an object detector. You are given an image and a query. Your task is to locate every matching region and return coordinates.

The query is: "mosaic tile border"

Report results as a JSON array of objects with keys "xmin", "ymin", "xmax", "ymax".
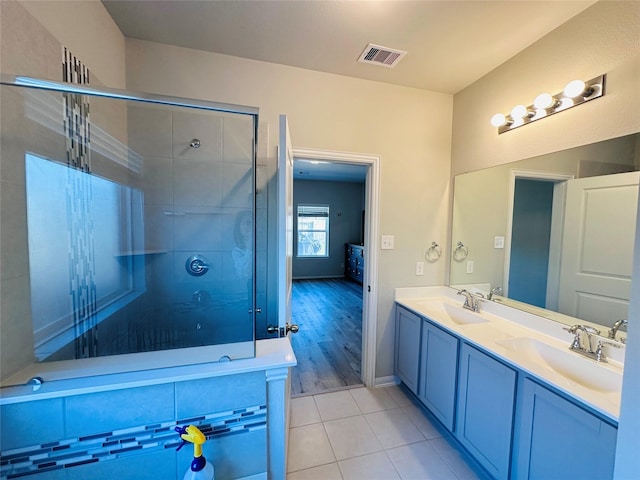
[
  {"xmin": 62, "ymin": 46, "xmax": 98, "ymax": 361},
  {"xmin": 62, "ymin": 47, "xmax": 90, "ymax": 85},
  {"xmin": 0, "ymin": 404, "xmax": 266, "ymax": 479}
]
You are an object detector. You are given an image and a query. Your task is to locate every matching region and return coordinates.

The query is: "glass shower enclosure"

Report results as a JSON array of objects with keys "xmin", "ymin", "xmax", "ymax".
[{"xmin": 0, "ymin": 76, "xmax": 258, "ymax": 383}]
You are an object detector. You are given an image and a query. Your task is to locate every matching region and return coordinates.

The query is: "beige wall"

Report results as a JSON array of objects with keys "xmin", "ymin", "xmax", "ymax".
[
  {"xmin": 450, "ymin": 1, "xmax": 640, "ymax": 476},
  {"xmin": 125, "ymin": 39, "xmax": 453, "ymax": 378},
  {"xmin": 452, "ymin": 0, "xmax": 640, "ymax": 176}
]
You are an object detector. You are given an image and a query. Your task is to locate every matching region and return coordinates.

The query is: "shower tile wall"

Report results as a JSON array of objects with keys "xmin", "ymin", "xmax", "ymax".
[
  {"xmin": 0, "ymin": 372, "xmax": 268, "ymax": 479},
  {"xmin": 1, "ymin": 0, "xmax": 67, "ymax": 378},
  {"xmin": 128, "ymin": 104, "xmax": 262, "ymax": 349},
  {"xmin": 0, "ymin": 0, "xmax": 124, "ymax": 377},
  {"xmin": 0, "ymin": 0, "xmax": 62, "ymax": 82}
]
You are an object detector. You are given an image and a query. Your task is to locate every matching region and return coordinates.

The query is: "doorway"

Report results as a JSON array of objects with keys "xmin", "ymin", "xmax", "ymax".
[
  {"xmin": 290, "ymin": 278, "xmax": 363, "ymax": 395},
  {"xmin": 508, "ymin": 178, "xmax": 555, "ymax": 307},
  {"xmin": 504, "ymin": 169, "xmax": 573, "ymax": 308},
  {"xmin": 289, "ymin": 148, "xmax": 380, "ymax": 395}
]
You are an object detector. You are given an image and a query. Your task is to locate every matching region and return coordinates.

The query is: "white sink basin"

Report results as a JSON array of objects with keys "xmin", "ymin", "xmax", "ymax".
[
  {"xmin": 442, "ymin": 303, "xmax": 490, "ymax": 325},
  {"xmin": 406, "ymin": 299, "xmax": 491, "ymax": 326},
  {"xmin": 496, "ymin": 337, "xmax": 622, "ymax": 393}
]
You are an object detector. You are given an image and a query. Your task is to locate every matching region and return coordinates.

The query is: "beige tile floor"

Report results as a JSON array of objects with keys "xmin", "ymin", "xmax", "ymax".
[{"xmin": 287, "ymin": 385, "xmax": 483, "ymax": 480}]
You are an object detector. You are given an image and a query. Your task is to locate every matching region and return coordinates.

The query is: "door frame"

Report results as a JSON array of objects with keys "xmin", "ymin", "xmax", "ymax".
[{"xmin": 291, "ymin": 147, "xmax": 380, "ymax": 388}]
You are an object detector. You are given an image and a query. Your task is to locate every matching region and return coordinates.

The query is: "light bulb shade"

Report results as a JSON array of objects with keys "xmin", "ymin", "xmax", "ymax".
[
  {"xmin": 490, "ymin": 113, "xmax": 507, "ymax": 127},
  {"xmin": 511, "ymin": 104, "xmax": 529, "ymax": 119},
  {"xmin": 563, "ymin": 80, "xmax": 586, "ymax": 98},
  {"xmin": 558, "ymin": 97, "xmax": 574, "ymax": 110},
  {"xmin": 533, "ymin": 108, "xmax": 547, "ymax": 120},
  {"xmin": 534, "ymin": 93, "xmax": 556, "ymax": 109}
]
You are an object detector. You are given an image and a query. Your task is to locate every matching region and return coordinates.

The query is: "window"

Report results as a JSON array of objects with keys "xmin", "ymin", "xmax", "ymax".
[
  {"xmin": 25, "ymin": 153, "xmax": 145, "ymax": 360},
  {"xmin": 297, "ymin": 205, "xmax": 329, "ymax": 257}
]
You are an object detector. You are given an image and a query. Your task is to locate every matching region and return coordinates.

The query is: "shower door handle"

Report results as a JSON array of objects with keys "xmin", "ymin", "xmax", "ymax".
[{"xmin": 266, "ymin": 323, "xmax": 299, "ymax": 336}]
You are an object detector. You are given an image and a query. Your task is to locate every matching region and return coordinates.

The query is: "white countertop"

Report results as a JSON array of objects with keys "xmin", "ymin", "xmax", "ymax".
[{"xmin": 395, "ymin": 286, "xmax": 623, "ymax": 422}]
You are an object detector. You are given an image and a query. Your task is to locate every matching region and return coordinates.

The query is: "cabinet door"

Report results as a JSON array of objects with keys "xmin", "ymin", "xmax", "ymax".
[
  {"xmin": 418, "ymin": 321, "xmax": 458, "ymax": 430},
  {"xmin": 513, "ymin": 379, "xmax": 617, "ymax": 480},
  {"xmin": 457, "ymin": 343, "xmax": 516, "ymax": 480},
  {"xmin": 395, "ymin": 306, "xmax": 422, "ymax": 394}
]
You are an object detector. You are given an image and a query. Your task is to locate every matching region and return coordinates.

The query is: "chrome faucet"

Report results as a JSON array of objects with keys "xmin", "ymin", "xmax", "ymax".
[
  {"xmin": 607, "ymin": 319, "xmax": 628, "ymax": 340},
  {"xmin": 565, "ymin": 324, "xmax": 600, "ymax": 352},
  {"xmin": 564, "ymin": 324, "xmax": 612, "ymax": 361},
  {"xmin": 487, "ymin": 286, "xmax": 503, "ymax": 301},
  {"xmin": 457, "ymin": 289, "xmax": 480, "ymax": 312}
]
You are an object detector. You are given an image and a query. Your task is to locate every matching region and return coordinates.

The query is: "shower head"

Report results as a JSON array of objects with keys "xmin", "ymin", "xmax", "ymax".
[{"xmin": 190, "ymin": 138, "xmax": 201, "ymax": 148}]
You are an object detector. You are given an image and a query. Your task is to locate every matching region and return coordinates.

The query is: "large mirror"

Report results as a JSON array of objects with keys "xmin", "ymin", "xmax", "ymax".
[{"xmin": 450, "ymin": 132, "xmax": 640, "ymax": 338}]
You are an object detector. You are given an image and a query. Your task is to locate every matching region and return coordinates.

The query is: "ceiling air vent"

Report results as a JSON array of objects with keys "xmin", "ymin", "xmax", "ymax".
[{"xmin": 358, "ymin": 43, "xmax": 407, "ymax": 68}]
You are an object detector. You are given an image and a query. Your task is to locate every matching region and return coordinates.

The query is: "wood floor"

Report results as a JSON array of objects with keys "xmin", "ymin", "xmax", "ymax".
[{"xmin": 289, "ymin": 278, "xmax": 363, "ymax": 397}]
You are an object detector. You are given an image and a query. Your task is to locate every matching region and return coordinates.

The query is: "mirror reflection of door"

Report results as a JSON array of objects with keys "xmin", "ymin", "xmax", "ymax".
[
  {"xmin": 507, "ymin": 171, "xmax": 639, "ymax": 325},
  {"xmin": 557, "ymin": 171, "xmax": 639, "ymax": 324}
]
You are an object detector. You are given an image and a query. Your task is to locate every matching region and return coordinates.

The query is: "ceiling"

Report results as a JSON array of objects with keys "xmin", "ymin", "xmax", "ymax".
[
  {"xmin": 294, "ymin": 159, "xmax": 368, "ymax": 183},
  {"xmin": 101, "ymin": 0, "xmax": 596, "ymax": 182},
  {"xmin": 103, "ymin": 0, "xmax": 596, "ymax": 94}
]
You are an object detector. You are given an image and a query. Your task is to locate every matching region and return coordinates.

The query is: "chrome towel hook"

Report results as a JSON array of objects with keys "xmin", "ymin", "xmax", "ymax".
[
  {"xmin": 425, "ymin": 242, "xmax": 442, "ymax": 262},
  {"xmin": 452, "ymin": 241, "xmax": 468, "ymax": 261}
]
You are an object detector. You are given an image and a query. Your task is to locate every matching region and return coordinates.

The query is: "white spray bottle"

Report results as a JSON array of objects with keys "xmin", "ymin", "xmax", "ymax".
[{"xmin": 175, "ymin": 425, "xmax": 215, "ymax": 480}]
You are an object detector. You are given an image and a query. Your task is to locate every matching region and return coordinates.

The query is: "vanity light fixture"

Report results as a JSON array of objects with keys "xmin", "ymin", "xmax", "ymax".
[{"xmin": 491, "ymin": 74, "xmax": 605, "ymax": 134}]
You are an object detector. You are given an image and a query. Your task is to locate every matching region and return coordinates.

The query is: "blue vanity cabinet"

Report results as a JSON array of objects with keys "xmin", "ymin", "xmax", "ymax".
[
  {"xmin": 456, "ymin": 343, "xmax": 516, "ymax": 480},
  {"xmin": 513, "ymin": 378, "xmax": 617, "ymax": 480},
  {"xmin": 418, "ymin": 319, "xmax": 459, "ymax": 430},
  {"xmin": 395, "ymin": 305, "xmax": 422, "ymax": 394}
]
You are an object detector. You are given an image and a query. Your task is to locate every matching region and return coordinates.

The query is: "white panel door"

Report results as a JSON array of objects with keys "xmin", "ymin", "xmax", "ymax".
[
  {"xmin": 278, "ymin": 115, "xmax": 294, "ymax": 332},
  {"xmin": 557, "ymin": 171, "xmax": 639, "ymax": 324}
]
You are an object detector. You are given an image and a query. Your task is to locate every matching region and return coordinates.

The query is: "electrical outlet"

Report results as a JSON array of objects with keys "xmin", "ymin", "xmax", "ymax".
[
  {"xmin": 466, "ymin": 260, "xmax": 474, "ymax": 273},
  {"xmin": 416, "ymin": 261, "xmax": 424, "ymax": 276},
  {"xmin": 381, "ymin": 235, "xmax": 395, "ymax": 250}
]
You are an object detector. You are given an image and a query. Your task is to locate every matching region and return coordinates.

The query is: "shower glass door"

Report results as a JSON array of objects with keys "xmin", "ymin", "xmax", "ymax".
[{"xmin": 0, "ymin": 77, "xmax": 258, "ymax": 382}]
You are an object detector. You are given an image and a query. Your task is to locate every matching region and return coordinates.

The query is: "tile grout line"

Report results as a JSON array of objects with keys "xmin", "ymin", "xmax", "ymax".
[{"xmin": 288, "ymin": 386, "xmax": 480, "ymax": 479}]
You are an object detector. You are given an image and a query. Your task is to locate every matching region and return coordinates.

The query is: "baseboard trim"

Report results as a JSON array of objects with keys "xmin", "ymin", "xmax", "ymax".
[
  {"xmin": 292, "ymin": 275, "xmax": 345, "ymax": 280},
  {"xmin": 375, "ymin": 376, "xmax": 399, "ymax": 388}
]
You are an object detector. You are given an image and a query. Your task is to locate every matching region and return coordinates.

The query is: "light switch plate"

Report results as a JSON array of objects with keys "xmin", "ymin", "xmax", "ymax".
[
  {"xmin": 494, "ymin": 236, "xmax": 505, "ymax": 249},
  {"xmin": 381, "ymin": 235, "xmax": 395, "ymax": 250}
]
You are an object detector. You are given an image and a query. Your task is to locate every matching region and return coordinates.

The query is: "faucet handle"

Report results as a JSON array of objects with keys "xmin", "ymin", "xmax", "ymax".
[
  {"xmin": 563, "ymin": 327, "xmax": 582, "ymax": 349},
  {"xmin": 594, "ymin": 340, "xmax": 622, "ymax": 363}
]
